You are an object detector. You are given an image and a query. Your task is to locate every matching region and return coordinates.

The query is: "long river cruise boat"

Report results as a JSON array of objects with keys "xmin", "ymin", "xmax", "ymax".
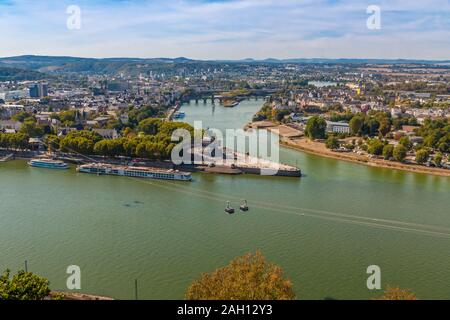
[
  {"xmin": 77, "ymin": 163, "xmax": 192, "ymax": 182},
  {"xmin": 28, "ymin": 158, "xmax": 69, "ymax": 170}
]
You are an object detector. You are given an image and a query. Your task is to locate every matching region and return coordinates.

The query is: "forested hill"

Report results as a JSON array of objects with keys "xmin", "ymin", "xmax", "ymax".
[
  {"xmin": 0, "ymin": 55, "xmax": 449, "ymax": 77},
  {"xmin": 0, "ymin": 55, "xmax": 197, "ymax": 75},
  {"xmin": 0, "ymin": 66, "xmax": 47, "ymax": 81}
]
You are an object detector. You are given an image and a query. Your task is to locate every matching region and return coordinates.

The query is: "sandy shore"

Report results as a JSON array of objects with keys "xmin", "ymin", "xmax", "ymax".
[{"xmin": 283, "ymin": 138, "xmax": 450, "ymax": 177}]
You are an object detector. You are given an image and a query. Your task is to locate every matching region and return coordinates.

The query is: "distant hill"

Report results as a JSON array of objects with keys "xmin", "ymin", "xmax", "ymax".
[
  {"xmin": 220, "ymin": 58, "xmax": 450, "ymax": 65},
  {"xmin": 0, "ymin": 55, "xmax": 200, "ymax": 75},
  {"xmin": 0, "ymin": 66, "xmax": 47, "ymax": 81},
  {"xmin": 0, "ymin": 55, "xmax": 449, "ymax": 76}
]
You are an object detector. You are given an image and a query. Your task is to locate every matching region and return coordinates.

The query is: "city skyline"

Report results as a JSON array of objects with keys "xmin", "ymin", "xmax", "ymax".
[{"xmin": 0, "ymin": 0, "xmax": 449, "ymax": 60}]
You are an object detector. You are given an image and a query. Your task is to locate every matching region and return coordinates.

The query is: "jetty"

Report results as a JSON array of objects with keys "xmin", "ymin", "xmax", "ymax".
[{"xmin": 192, "ymin": 147, "xmax": 301, "ymax": 177}]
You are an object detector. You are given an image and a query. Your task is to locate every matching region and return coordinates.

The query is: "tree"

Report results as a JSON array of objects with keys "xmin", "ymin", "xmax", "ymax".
[
  {"xmin": 185, "ymin": 252, "xmax": 295, "ymax": 300},
  {"xmin": 415, "ymin": 149, "xmax": 430, "ymax": 165},
  {"xmin": 438, "ymin": 134, "xmax": 450, "ymax": 153},
  {"xmin": 375, "ymin": 286, "xmax": 418, "ymax": 300},
  {"xmin": 11, "ymin": 111, "xmax": 32, "ymax": 123},
  {"xmin": 382, "ymin": 144, "xmax": 394, "ymax": 160},
  {"xmin": 349, "ymin": 115, "xmax": 364, "ymax": 136},
  {"xmin": 273, "ymin": 109, "xmax": 291, "ymax": 122},
  {"xmin": 305, "ymin": 116, "xmax": 327, "ymax": 140},
  {"xmin": 325, "ymin": 136, "xmax": 339, "ymax": 150},
  {"xmin": 0, "ymin": 269, "xmax": 50, "ymax": 300},
  {"xmin": 0, "ymin": 133, "xmax": 30, "ymax": 150},
  {"xmin": 59, "ymin": 131, "xmax": 102, "ymax": 155},
  {"xmin": 44, "ymin": 135, "xmax": 60, "ymax": 152},
  {"xmin": 365, "ymin": 117, "xmax": 380, "ymax": 136},
  {"xmin": 138, "ymin": 118, "xmax": 162, "ymax": 135},
  {"xmin": 434, "ymin": 152, "xmax": 443, "ymax": 167},
  {"xmin": 399, "ymin": 136, "xmax": 413, "ymax": 151},
  {"xmin": 367, "ymin": 139, "xmax": 384, "ymax": 156},
  {"xmin": 59, "ymin": 110, "xmax": 78, "ymax": 125},
  {"xmin": 393, "ymin": 145, "xmax": 408, "ymax": 162},
  {"xmin": 378, "ymin": 118, "xmax": 392, "ymax": 137},
  {"xmin": 20, "ymin": 119, "xmax": 44, "ymax": 138}
]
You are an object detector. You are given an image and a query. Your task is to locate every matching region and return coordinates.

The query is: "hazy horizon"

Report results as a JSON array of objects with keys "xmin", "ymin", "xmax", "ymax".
[{"xmin": 1, "ymin": 54, "xmax": 449, "ymax": 62}]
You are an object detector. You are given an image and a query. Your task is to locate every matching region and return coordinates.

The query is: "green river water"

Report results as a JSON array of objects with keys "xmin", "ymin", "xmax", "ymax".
[{"xmin": 1, "ymin": 99, "xmax": 449, "ymax": 300}]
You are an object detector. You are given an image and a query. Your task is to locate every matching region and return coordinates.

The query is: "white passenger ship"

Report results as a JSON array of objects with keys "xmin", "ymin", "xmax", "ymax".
[
  {"xmin": 28, "ymin": 158, "xmax": 69, "ymax": 170},
  {"xmin": 76, "ymin": 163, "xmax": 192, "ymax": 182}
]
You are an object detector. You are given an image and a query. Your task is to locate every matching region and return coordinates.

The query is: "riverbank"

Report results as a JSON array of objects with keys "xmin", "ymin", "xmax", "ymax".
[
  {"xmin": 283, "ymin": 138, "xmax": 450, "ymax": 177},
  {"xmin": 246, "ymin": 121, "xmax": 450, "ymax": 177},
  {"xmin": 50, "ymin": 292, "xmax": 113, "ymax": 300}
]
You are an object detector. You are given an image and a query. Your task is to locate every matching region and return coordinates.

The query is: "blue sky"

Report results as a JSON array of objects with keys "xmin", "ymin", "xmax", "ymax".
[{"xmin": 0, "ymin": 0, "xmax": 449, "ymax": 59}]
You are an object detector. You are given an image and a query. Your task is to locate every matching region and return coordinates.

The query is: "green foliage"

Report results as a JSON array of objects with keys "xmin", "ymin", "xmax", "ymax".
[
  {"xmin": 434, "ymin": 152, "xmax": 443, "ymax": 167},
  {"xmin": 273, "ymin": 109, "xmax": 291, "ymax": 122},
  {"xmin": 185, "ymin": 252, "xmax": 295, "ymax": 300},
  {"xmin": 305, "ymin": 116, "xmax": 327, "ymax": 140},
  {"xmin": 138, "ymin": 118, "xmax": 162, "ymax": 135},
  {"xmin": 416, "ymin": 119, "xmax": 450, "ymax": 153},
  {"xmin": 0, "ymin": 269, "xmax": 50, "ymax": 300},
  {"xmin": 50, "ymin": 121, "xmax": 193, "ymax": 160},
  {"xmin": 44, "ymin": 135, "xmax": 60, "ymax": 152},
  {"xmin": 128, "ymin": 106, "xmax": 162, "ymax": 126},
  {"xmin": 59, "ymin": 110, "xmax": 79, "ymax": 125},
  {"xmin": 325, "ymin": 136, "xmax": 339, "ymax": 150},
  {"xmin": 19, "ymin": 119, "xmax": 44, "ymax": 138},
  {"xmin": 11, "ymin": 111, "xmax": 33, "ymax": 123},
  {"xmin": 329, "ymin": 112, "xmax": 354, "ymax": 122},
  {"xmin": 378, "ymin": 118, "xmax": 392, "ymax": 137},
  {"xmin": 93, "ymin": 139, "xmax": 125, "ymax": 157},
  {"xmin": 349, "ymin": 112, "xmax": 392, "ymax": 137},
  {"xmin": 0, "ymin": 67, "xmax": 46, "ymax": 81},
  {"xmin": 399, "ymin": 136, "xmax": 413, "ymax": 150},
  {"xmin": 253, "ymin": 103, "xmax": 273, "ymax": 121},
  {"xmin": 59, "ymin": 130, "xmax": 102, "ymax": 154},
  {"xmin": 382, "ymin": 144, "xmax": 394, "ymax": 160},
  {"xmin": 393, "ymin": 145, "xmax": 408, "ymax": 162},
  {"xmin": 0, "ymin": 133, "xmax": 30, "ymax": 150},
  {"xmin": 415, "ymin": 149, "xmax": 430, "ymax": 164},
  {"xmin": 367, "ymin": 139, "xmax": 385, "ymax": 156},
  {"xmin": 349, "ymin": 115, "xmax": 365, "ymax": 135}
]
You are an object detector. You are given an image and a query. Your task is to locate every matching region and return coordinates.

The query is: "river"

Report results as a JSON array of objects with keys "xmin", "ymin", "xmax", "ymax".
[{"xmin": 1, "ymin": 98, "xmax": 449, "ymax": 300}]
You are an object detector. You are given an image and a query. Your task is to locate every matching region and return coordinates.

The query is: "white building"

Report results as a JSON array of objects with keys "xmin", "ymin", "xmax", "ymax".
[
  {"xmin": 326, "ymin": 121, "xmax": 350, "ymax": 134},
  {"xmin": 0, "ymin": 120, "xmax": 22, "ymax": 131}
]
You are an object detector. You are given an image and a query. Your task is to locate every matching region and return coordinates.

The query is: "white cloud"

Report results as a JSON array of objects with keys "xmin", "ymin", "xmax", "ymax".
[{"xmin": 0, "ymin": 0, "xmax": 448, "ymax": 59}]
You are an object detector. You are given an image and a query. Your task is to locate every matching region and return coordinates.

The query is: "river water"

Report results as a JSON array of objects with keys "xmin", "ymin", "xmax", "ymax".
[{"xmin": 1, "ymin": 99, "xmax": 449, "ymax": 300}]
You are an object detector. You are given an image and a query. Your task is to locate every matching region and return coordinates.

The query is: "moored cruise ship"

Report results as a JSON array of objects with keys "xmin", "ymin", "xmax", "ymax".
[
  {"xmin": 28, "ymin": 158, "xmax": 69, "ymax": 170},
  {"xmin": 77, "ymin": 163, "xmax": 192, "ymax": 182}
]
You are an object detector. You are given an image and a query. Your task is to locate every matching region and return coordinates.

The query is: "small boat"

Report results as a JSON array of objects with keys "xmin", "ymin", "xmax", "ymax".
[
  {"xmin": 173, "ymin": 111, "xmax": 186, "ymax": 119},
  {"xmin": 225, "ymin": 201, "xmax": 235, "ymax": 214},
  {"xmin": 240, "ymin": 200, "xmax": 249, "ymax": 212},
  {"xmin": 28, "ymin": 158, "xmax": 69, "ymax": 170},
  {"xmin": 223, "ymin": 101, "xmax": 239, "ymax": 108}
]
